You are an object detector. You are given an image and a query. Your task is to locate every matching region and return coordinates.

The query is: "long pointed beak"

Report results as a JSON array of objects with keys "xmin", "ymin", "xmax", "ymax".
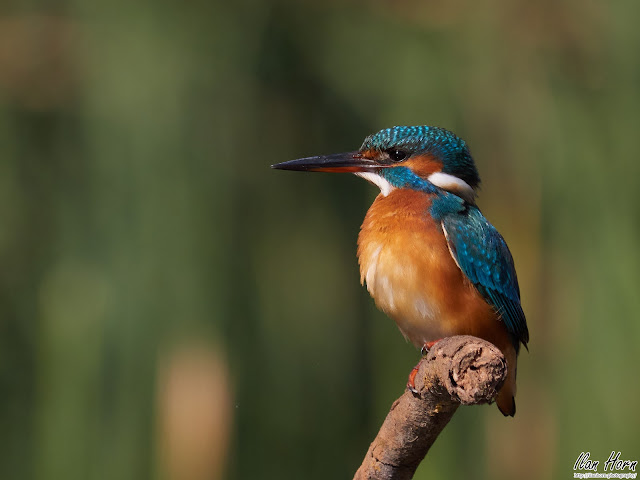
[{"xmin": 271, "ymin": 151, "xmax": 377, "ymax": 173}]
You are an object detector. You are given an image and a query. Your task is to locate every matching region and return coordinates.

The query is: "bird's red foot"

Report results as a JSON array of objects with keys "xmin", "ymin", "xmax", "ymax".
[
  {"xmin": 420, "ymin": 339, "xmax": 442, "ymax": 356},
  {"xmin": 408, "ymin": 339, "xmax": 444, "ymax": 393},
  {"xmin": 407, "ymin": 364, "xmax": 420, "ymax": 394},
  {"xmin": 407, "ymin": 338, "xmax": 442, "ymax": 395}
]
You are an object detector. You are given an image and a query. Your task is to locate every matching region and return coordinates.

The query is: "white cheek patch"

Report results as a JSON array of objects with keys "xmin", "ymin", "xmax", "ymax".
[
  {"xmin": 427, "ymin": 172, "xmax": 476, "ymax": 203},
  {"xmin": 355, "ymin": 172, "xmax": 395, "ymax": 197}
]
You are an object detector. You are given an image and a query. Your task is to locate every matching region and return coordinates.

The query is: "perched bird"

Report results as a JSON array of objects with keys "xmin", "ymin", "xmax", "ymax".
[{"xmin": 272, "ymin": 126, "xmax": 529, "ymax": 416}]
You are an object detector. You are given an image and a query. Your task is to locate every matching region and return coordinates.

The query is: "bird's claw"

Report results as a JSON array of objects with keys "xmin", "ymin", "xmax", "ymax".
[
  {"xmin": 420, "ymin": 339, "xmax": 441, "ymax": 356},
  {"xmin": 410, "ymin": 339, "xmax": 443, "ymax": 394},
  {"xmin": 407, "ymin": 364, "xmax": 420, "ymax": 395}
]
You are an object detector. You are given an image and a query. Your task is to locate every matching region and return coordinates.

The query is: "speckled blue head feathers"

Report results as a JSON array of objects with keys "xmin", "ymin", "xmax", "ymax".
[{"xmin": 361, "ymin": 126, "xmax": 481, "ymax": 190}]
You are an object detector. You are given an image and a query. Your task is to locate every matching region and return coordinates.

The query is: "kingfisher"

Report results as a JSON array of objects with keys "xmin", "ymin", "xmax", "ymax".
[{"xmin": 272, "ymin": 126, "xmax": 529, "ymax": 416}]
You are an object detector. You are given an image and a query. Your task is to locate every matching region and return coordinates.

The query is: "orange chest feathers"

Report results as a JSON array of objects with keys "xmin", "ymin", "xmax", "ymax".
[{"xmin": 356, "ymin": 189, "xmax": 498, "ymax": 347}]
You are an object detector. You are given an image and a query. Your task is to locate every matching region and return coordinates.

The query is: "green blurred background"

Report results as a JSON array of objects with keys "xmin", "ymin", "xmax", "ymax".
[{"xmin": 1, "ymin": 1, "xmax": 639, "ymax": 479}]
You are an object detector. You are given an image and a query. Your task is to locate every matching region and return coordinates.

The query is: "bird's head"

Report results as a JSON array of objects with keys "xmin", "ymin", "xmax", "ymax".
[{"xmin": 272, "ymin": 126, "xmax": 480, "ymax": 203}]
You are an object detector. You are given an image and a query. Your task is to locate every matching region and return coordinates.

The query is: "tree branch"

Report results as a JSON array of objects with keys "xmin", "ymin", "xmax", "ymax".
[{"xmin": 353, "ymin": 335, "xmax": 507, "ymax": 480}]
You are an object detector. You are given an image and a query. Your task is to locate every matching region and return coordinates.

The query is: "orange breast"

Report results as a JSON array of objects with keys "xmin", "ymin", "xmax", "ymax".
[{"xmin": 357, "ymin": 189, "xmax": 510, "ymax": 350}]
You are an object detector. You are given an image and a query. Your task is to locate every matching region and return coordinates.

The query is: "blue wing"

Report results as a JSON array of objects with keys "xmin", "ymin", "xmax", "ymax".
[{"xmin": 442, "ymin": 206, "xmax": 529, "ymax": 351}]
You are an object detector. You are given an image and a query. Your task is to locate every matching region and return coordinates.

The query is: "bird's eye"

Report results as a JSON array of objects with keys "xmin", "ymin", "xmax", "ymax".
[{"xmin": 387, "ymin": 149, "xmax": 407, "ymax": 162}]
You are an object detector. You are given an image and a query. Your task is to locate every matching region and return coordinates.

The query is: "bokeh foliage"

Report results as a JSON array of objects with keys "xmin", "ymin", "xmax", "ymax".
[{"xmin": 0, "ymin": 1, "xmax": 638, "ymax": 479}]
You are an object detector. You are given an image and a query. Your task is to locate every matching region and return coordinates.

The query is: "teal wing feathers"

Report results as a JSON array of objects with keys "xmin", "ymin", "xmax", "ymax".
[{"xmin": 442, "ymin": 205, "xmax": 529, "ymax": 351}]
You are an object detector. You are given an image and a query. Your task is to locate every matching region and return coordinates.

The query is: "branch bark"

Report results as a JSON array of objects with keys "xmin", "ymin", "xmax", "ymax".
[{"xmin": 353, "ymin": 335, "xmax": 507, "ymax": 480}]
